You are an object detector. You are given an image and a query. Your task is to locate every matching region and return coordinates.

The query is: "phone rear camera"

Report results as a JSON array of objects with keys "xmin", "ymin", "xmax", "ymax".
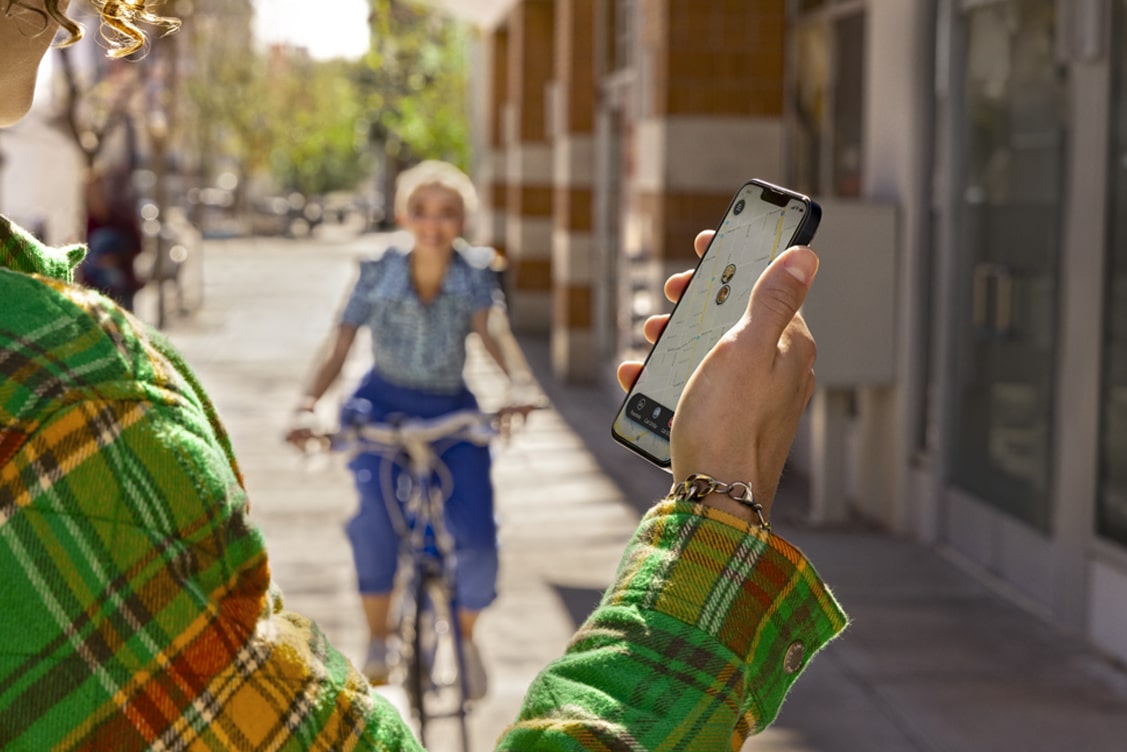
[{"xmin": 733, "ymin": 199, "xmax": 746, "ymax": 215}]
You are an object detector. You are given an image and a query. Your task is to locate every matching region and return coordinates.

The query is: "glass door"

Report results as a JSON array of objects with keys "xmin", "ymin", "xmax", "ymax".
[
  {"xmin": 935, "ymin": 0, "xmax": 1094, "ymax": 613},
  {"xmin": 938, "ymin": 0, "xmax": 1116, "ymax": 627},
  {"xmin": 791, "ymin": 1, "xmax": 866, "ymax": 199},
  {"xmin": 948, "ymin": 0, "xmax": 1065, "ymax": 533}
]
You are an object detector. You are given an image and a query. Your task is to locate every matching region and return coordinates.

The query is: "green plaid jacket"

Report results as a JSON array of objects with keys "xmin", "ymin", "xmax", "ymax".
[{"xmin": 0, "ymin": 216, "xmax": 846, "ymax": 751}]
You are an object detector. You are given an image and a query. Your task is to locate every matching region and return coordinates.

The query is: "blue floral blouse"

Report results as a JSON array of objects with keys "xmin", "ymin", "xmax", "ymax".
[{"xmin": 340, "ymin": 246, "xmax": 499, "ymax": 394}]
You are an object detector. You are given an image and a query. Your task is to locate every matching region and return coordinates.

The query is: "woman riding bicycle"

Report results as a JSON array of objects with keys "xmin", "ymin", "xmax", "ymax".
[{"xmin": 286, "ymin": 160, "xmax": 525, "ymax": 699}]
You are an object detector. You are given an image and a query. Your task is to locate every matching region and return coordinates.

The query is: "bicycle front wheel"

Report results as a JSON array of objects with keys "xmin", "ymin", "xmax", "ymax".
[{"xmin": 406, "ymin": 572, "xmax": 470, "ymax": 752}]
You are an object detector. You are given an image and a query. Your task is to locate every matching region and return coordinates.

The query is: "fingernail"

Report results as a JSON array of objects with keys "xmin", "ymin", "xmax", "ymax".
[{"xmin": 784, "ymin": 250, "xmax": 818, "ymax": 283}]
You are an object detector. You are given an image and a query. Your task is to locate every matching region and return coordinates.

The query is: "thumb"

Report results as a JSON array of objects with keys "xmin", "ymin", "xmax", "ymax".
[{"xmin": 743, "ymin": 246, "xmax": 819, "ymax": 350}]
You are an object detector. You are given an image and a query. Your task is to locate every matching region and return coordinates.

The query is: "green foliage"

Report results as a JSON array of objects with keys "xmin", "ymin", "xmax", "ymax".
[
  {"xmin": 181, "ymin": 0, "xmax": 375, "ymax": 197},
  {"xmin": 178, "ymin": 0, "xmax": 471, "ymax": 198},
  {"xmin": 364, "ymin": 0, "xmax": 472, "ymax": 168},
  {"xmin": 180, "ymin": 2, "xmax": 269, "ymax": 178},
  {"xmin": 264, "ymin": 58, "xmax": 376, "ymax": 196}
]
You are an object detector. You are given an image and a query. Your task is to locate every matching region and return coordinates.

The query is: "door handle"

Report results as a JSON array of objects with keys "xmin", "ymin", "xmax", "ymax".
[
  {"xmin": 973, "ymin": 263, "xmax": 994, "ymax": 332},
  {"xmin": 995, "ymin": 267, "xmax": 1015, "ymax": 336},
  {"xmin": 972, "ymin": 263, "xmax": 1015, "ymax": 339}
]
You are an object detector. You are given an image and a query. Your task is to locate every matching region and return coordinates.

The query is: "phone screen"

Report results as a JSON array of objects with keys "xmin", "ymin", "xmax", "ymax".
[{"xmin": 611, "ymin": 180, "xmax": 818, "ymax": 468}]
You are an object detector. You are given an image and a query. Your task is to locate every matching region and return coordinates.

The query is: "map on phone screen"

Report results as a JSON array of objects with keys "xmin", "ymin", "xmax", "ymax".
[{"xmin": 612, "ymin": 184, "xmax": 810, "ymax": 465}]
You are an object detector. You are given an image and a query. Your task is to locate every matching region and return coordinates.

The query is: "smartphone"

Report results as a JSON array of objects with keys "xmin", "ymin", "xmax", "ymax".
[{"xmin": 611, "ymin": 178, "xmax": 821, "ymax": 469}]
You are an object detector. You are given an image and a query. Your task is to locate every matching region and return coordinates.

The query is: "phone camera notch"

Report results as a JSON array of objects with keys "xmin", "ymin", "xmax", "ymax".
[{"xmin": 759, "ymin": 187, "xmax": 790, "ymax": 207}]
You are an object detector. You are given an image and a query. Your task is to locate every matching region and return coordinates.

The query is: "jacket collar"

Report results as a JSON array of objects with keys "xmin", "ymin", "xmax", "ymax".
[{"xmin": 0, "ymin": 215, "xmax": 86, "ymax": 283}]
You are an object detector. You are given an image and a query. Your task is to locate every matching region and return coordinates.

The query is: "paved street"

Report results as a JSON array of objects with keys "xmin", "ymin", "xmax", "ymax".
[{"xmin": 145, "ymin": 228, "xmax": 1127, "ymax": 751}]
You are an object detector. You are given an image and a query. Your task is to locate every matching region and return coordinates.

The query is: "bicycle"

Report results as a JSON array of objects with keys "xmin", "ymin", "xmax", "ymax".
[{"xmin": 327, "ymin": 402, "xmax": 535, "ymax": 751}]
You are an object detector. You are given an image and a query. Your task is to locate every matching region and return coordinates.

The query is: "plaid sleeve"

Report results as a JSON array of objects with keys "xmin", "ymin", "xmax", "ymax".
[
  {"xmin": 0, "ymin": 273, "xmax": 420, "ymax": 751},
  {"xmin": 497, "ymin": 500, "xmax": 848, "ymax": 751}
]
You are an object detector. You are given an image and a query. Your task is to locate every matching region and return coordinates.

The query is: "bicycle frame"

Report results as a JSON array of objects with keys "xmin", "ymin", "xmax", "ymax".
[{"xmin": 333, "ymin": 408, "xmax": 496, "ymax": 750}]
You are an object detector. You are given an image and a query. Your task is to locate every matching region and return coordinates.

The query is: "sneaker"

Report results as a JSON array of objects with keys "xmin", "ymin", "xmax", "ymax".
[
  {"xmin": 461, "ymin": 639, "xmax": 488, "ymax": 701},
  {"xmin": 363, "ymin": 638, "xmax": 392, "ymax": 685}
]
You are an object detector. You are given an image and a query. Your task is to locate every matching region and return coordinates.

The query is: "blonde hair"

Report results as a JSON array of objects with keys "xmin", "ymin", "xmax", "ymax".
[
  {"xmin": 394, "ymin": 161, "xmax": 479, "ymax": 222},
  {"xmin": 6, "ymin": 0, "xmax": 180, "ymax": 58}
]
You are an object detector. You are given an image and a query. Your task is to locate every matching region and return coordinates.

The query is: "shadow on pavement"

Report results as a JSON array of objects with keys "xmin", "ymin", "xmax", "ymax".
[
  {"xmin": 549, "ymin": 584, "xmax": 606, "ymax": 631},
  {"xmin": 513, "ymin": 333, "xmax": 675, "ymax": 514}
]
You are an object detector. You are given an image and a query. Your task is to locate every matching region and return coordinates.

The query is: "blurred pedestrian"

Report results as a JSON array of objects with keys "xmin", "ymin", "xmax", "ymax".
[{"xmin": 77, "ymin": 167, "xmax": 143, "ymax": 310}]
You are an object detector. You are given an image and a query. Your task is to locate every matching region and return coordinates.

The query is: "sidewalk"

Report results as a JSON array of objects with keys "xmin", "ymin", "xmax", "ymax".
[
  {"xmin": 154, "ymin": 231, "xmax": 1127, "ymax": 751},
  {"xmin": 514, "ymin": 335, "xmax": 1127, "ymax": 752}
]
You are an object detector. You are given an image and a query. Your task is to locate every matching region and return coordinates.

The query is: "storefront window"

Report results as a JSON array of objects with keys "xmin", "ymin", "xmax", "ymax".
[
  {"xmin": 791, "ymin": 4, "xmax": 865, "ymax": 198},
  {"xmin": 832, "ymin": 12, "xmax": 864, "ymax": 196},
  {"xmin": 793, "ymin": 21, "xmax": 829, "ymax": 196},
  {"xmin": 948, "ymin": 0, "xmax": 1064, "ymax": 531},
  {"xmin": 1097, "ymin": 2, "xmax": 1127, "ymax": 546}
]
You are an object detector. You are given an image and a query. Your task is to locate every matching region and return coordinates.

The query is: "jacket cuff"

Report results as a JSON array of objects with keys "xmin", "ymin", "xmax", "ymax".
[{"xmin": 606, "ymin": 499, "xmax": 849, "ymax": 732}]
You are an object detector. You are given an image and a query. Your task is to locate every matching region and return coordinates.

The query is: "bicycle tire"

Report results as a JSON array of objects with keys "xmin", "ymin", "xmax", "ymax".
[{"xmin": 406, "ymin": 571, "xmax": 470, "ymax": 751}]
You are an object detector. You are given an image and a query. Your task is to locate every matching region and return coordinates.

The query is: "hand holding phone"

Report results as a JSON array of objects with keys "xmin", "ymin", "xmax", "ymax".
[
  {"xmin": 612, "ymin": 179, "xmax": 821, "ymax": 470},
  {"xmin": 671, "ymin": 244, "xmax": 819, "ymax": 519}
]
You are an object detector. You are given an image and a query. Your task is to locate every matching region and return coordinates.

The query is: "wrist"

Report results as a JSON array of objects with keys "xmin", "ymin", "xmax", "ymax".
[
  {"xmin": 669, "ymin": 473, "xmax": 771, "ymax": 530},
  {"xmin": 295, "ymin": 397, "xmax": 317, "ymax": 413}
]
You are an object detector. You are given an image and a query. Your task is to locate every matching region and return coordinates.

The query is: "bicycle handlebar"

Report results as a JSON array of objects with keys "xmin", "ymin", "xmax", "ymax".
[
  {"xmin": 292, "ymin": 401, "xmax": 547, "ymax": 467},
  {"xmin": 334, "ymin": 409, "xmax": 499, "ymax": 452}
]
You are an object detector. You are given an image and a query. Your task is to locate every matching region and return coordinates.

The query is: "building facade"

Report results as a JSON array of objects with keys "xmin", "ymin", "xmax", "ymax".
[{"xmin": 462, "ymin": 0, "xmax": 1127, "ymax": 665}]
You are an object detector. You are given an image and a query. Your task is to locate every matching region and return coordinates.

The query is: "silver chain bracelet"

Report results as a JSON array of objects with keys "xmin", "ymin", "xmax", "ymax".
[{"xmin": 669, "ymin": 473, "xmax": 771, "ymax": 531}]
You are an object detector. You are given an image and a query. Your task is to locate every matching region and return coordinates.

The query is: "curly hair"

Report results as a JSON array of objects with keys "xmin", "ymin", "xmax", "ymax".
[{"xmin": 5, "ymin": 0, "xmax": 179, "ymax": 57}]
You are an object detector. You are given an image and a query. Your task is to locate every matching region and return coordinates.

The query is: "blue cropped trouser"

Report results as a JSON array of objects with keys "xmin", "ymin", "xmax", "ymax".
[{"xmin": 343, "ymin": 370, "xmax": 498, "ymax": 611}]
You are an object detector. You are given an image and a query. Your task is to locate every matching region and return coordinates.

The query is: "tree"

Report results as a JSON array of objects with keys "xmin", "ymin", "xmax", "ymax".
[
  {"xmin": 364, "ymin": 0, "xmax": 472, "ymax": 171},
  {"xmin": 179, "ymin": 3, "xmax": 374, "ymax": 204},
  {"xmin": 54, "ymin": 48, "xmax": 145, "ymax": 172},
  {"xmin": 179, "ymin": 0, "xmax": 270, "ymax": 209},
  {"xmin": 264, "ymin": 56, "xmax": 375, "ymax": 197}
]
